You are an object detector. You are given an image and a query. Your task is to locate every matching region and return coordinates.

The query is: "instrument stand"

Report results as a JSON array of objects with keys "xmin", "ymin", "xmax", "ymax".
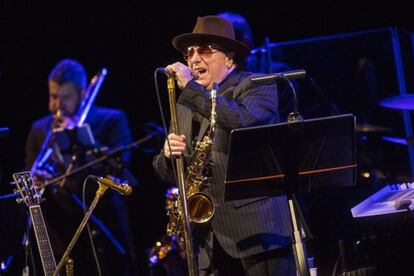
[{"xmin": 53, "ymin": 182, "xmax": 109, "ymax": 276}]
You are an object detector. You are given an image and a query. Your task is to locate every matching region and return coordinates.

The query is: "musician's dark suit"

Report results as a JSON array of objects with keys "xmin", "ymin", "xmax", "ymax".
[{"xmin": 153, "ymin": 70, "xmax": 294, "ymax": 274}]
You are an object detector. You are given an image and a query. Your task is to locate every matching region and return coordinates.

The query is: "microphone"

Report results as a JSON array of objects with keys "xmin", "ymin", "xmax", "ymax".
[
  {"xmin": 156, "ymin": 67, "xmax": 199, "ymax": 80},
  {"xmin": 91, "ymin": 176, "xmax": 132, "ymax": 196},
  {"xmin": 156, "ymin": 67, "xmax": 167, "ymax": 73},
  {"xmin": 250, "ymin": 69, "xmax": 307, "ymax": 84},
  {"xmin": 156, "ymin": 67, "xmax": 175, "ymax": 77}
]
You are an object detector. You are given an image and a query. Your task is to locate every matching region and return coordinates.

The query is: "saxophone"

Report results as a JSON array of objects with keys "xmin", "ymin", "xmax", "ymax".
[{"xmin": 166, "ymin": 83, "xmax": 218, "ymax": 242}]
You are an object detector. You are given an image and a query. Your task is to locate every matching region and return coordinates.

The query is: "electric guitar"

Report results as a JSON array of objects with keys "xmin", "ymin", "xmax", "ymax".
[{"xmin": 13, "ymin": 171, "xmax": 58, "ymax": 276}]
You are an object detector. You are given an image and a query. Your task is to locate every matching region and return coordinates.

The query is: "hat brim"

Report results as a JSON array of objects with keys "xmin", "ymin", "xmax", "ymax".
[{"xmin": 172, "ymin": 33, "xmax": 250, "ymax": 58}]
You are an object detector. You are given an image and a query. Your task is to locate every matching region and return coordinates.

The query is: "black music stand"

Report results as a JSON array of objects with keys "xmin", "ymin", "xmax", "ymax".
[{"xmin": 225, "ymin": 113, "xmax": 357, "ymax": 276}]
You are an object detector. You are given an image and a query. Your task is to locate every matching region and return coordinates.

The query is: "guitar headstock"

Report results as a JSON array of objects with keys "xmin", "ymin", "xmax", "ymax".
[{"xmin": 13, "ymin": 171, "xmax": 41, "ymax": 207}]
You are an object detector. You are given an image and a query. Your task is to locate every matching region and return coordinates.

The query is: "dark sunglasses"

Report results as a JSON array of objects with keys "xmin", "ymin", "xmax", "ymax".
[{"xmin": 183, "ymin": 45, "xmax": 219, "ymax": 61}]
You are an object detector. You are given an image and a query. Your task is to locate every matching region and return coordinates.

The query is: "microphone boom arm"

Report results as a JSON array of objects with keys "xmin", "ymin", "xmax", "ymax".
[
  {"xmin": 250, "ymin": 69, "xmax": 307, "ymax": 83},
  {"xmin": 251, "ymin": 69, "xmax": 306, "ymax": 123}
]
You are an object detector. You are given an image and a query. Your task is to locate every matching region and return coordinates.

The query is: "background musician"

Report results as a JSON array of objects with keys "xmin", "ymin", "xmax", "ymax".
[{"xmin": 25, "ymin": 58, "xmax": 138, "ymax": 275}]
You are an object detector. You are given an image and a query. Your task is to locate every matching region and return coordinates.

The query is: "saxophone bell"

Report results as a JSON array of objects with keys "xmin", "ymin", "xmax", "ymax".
[{"xmin": 188, "ymin": 192, "xmax": 215, "ymax": 223}]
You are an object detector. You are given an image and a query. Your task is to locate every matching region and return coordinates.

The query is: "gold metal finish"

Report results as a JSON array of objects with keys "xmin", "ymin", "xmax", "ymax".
[
  {"xmin": 165, "ymin": 71, "xmax": 197, "ymax": 276},
  {"xmin": 65, "ymin": 258, "xmax": 74, "ymax": 276}
]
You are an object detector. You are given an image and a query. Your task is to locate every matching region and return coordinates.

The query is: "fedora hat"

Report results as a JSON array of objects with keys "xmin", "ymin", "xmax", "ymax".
[{"xmin": 172, "ymin": 15, "xmax": 250, "ymax": 58}]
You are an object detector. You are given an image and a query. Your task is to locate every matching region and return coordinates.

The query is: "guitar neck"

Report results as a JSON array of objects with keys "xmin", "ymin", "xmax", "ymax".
[{"xmin": 29, "ymin": 205, "xmax": 57, "ymax": 276}]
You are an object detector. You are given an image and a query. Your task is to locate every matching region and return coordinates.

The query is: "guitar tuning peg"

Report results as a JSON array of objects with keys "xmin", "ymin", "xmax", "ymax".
[
  {"xmin": 9, "ymin": 181, "xmax": 16, "ymax": 185},
  {"xmin": 16, "ymin": 197, "xmax": 24, "ymax": 204}
]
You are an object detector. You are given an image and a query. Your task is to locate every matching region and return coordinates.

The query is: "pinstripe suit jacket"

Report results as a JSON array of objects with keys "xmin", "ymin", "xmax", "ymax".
[{"xmin": 153, "ymin": 70, "xmax": 292, "ymax": 258}]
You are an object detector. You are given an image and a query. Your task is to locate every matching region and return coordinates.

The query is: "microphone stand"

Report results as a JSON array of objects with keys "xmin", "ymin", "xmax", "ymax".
[
  {"xmin": 283, "ymin": 76, "xmax": 303, "ymax": 124},
  {"xmin": 165, "ymin": 72, "xmax": 197, "ymax": 276},
  {"xmin": 261, "ymin": 75, "xmax": 312, "ymax": 275},
  {"xmin": 280, "ymin": 77, "xmax": 310, "ymax": 276},
  {"xmin": 52, "ymin": 182, "xmax": 109, "ymax": 276}
]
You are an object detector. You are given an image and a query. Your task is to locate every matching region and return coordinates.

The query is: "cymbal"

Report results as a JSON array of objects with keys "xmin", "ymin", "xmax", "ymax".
[
  {"xmin": 356, "ymin": 123, "xmax": 391, "ymax": 133},
  {"xmin": 382, "ymin": 136, "xmax": 414, "ymax": 145},
  {"xmin": 379, "ymin": 94, "xmax": 414, "ymax": 110}
]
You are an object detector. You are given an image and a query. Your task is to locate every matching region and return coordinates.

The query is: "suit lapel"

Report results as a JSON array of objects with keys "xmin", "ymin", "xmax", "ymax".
[{"xmin": 197, "ymin": 117, "xmax": 210, "ymax": 142}]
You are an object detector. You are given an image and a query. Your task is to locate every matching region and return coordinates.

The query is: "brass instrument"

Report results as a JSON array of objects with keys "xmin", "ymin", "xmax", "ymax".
[
  {"xmin": 75, "ymin": 68, "xmax": 107, "ymax": 127},
  {"xmin": 183, "ymin": 82, "xmax": 217, "ymax": 224},
  {"xmin": 30, "ymin": 109, "xmax": 61, "ymax": 176}
]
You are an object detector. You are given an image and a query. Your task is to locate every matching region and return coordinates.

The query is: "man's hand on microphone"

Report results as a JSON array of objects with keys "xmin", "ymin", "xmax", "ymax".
[{"xmin": 165, "ymin": 62, "xmax": 193, "ymax": 89}]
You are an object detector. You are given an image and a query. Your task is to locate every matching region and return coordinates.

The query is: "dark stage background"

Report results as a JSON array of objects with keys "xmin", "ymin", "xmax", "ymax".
[{"xmin": 2, "ymin": 1, "xmax": 414, "ymax": 275}]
